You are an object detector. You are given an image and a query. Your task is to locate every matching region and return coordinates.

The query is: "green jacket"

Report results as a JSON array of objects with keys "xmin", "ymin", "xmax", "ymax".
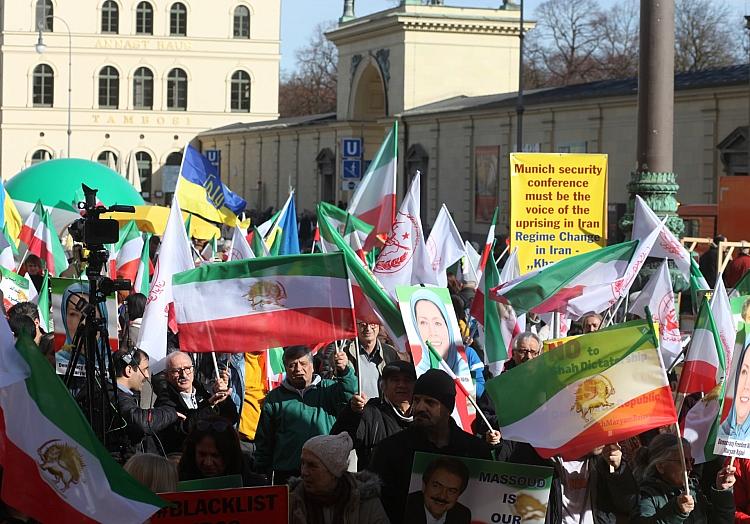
[
  {"xmin": 633, "ymin": 476, "xmax": 734, "ymax": 524},
  {"xmin": 254, "ymin": 367, "xmax": 357, "ymax": 474}
]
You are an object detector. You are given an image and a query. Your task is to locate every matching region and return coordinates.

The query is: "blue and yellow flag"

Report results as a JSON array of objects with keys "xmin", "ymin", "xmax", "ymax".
[
  {"xmin": 266, "ymin": 193, "xmax": 299, "ymax": 256},
  {"xmin": 176, "ymin": 145, "xmax": 246, "ymax": 226}
]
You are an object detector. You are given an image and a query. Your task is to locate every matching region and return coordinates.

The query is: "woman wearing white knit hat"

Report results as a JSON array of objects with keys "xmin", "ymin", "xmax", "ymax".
[{"xmin": 289, "ymin": 432, "xmax": 389, "ymax": 524}]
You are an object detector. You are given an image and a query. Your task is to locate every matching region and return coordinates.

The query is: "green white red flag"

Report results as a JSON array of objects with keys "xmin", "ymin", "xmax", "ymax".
[
  {"xmin": 172, "ymin": 253, "xmax": 357, "ymax": 352},
  {"xmin": 677, "ymin": 296, "xmax": 725, "ymax": 393},
  {"xmin": 678, "ymin": 298, "xmax": 727, "ymax": 464},
  {"xmin": 347, "ymin": 122, "xmax": 398, "ymax": 250},
  {"xmin": 108, "ymin": 221, "xmax": 143, "ymax": 285},
  {"xmin": 478, "ymin": 208, "xmax": 498, "ymax": 275},
  {"xmin": 133, "ymin": 233, "xmax": 152, "ymax": 295},
  {"xmin": 491, "ymin": 226, "xmax": 660, "ymax": 317},
  {"xmin": 471, "ymin": 245, "xmax": 522, "ymax": 375},
  {"xmin": 247, "ymin": 226, "xmax": 270, "ymax": 258},
  {"xmin": 19, "ymin": 201, "xmax": 68, "ymax": 276},
  {"xmin": 318, "ymin": 201, "xmax": 373, "ymax": 255},
  {"xmin": 486, "ymin": 319, "xmax": 677, "ymax": 459},
  {"xmin": 0, "ymin": 321, "xmax": 165, "ymax": 523}
]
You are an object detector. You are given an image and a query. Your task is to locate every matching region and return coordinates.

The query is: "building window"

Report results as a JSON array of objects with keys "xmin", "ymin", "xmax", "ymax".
[
  {"xmin": 136, "ymin": 151, "xmax": 152, "ymax": 200},
  {"xmin": 233, "ymin": 6, "xmax": 250, "ymax": 38},
  {"xmin": 166, "ymin": 68, "xmax": 187, "ymax": 111},
  {"xmin": 98, "ymin": 66, "xmax": 119, "ymax": 109},
  {"xmin": 133, "ymin": 67, "xmax": 154, "ymax": 109},
  {"xmin": 135, "ymin": 1, "xmax": 153, "ymax": 35},
  {"xmin": 230, "ymin": 71, "xmax": 251, "ymax": 112},
  {"xmin": 31, "ymin": 149, "xmax": 52, "ymax": 165},
  {"xmin": 32, "ymin": 64, "xmax": 54, "ymax": 107},
  {"xmin": 38, "ymin": 0, "xmax": 53, "ymax": 32},
  {"xmin": 97, "ymin": 150, "xmax": 119, "ymax": 170},
  {"xmin": 101, "ymin": 1, "xmax": 119, "ymax": 33},
  {"xmin": 169, "ymin": 2, "xmax": 187, "ymax": 36}
]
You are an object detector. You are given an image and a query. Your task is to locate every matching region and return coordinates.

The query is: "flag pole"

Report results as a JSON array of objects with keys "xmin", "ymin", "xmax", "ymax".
[
  {"xmin": 210, "ymin": 351, "xmax": 221, "ymax": 382},
  {"xmin": 673, "ymin": 421, "xmax": 691, "ymax": 495},
  {"xmin": 344, "ymin": 265, "xmax": 361, "ymax": 396},
  {"xmin": 425, "ymin": 341, "xmax": 493, "ymax": 432},
  {"xmin": 494, "ymin": 246, "xmax": 509, "ymax": 267},
  {"xmin": 354, "ymin": 336, "xmax": 363, "ymax": 397}
]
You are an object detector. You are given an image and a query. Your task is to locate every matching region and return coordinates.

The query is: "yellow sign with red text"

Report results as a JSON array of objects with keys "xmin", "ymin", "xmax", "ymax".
[{"xmin": 510, "ymin": 153, "xmax": 608, "ymax": 274}]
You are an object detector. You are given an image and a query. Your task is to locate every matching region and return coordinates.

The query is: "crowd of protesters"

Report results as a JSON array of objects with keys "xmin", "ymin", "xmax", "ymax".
[{"xmin": 1, "ymin": 237, "xmax": 749, "ymax": 524}]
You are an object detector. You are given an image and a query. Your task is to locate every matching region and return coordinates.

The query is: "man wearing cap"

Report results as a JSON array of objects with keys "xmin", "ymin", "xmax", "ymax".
[
  {"xmin": 368, "ymin": 369, "xmax": 491, "ymax": 524},
  {"xmin": 332, "ymin": 360, "xmax": 416, "ymax": 469}
]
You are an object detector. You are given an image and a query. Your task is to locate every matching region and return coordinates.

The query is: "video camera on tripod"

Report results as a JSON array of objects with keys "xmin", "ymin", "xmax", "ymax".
[{"xmin": 65, "ymin": 184, "xmax": 135, "ymax": 446}]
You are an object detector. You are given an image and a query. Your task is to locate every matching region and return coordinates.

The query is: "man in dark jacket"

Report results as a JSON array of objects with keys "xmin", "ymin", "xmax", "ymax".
[
  {"xmin": 331, "ymin": 360, "xmax": 415, "ymax": 469},
  {"xmin": 368, "ymin": 369, "xmax": 492, "ymax": 524},
  {"xmin": 153, "ymin": 351, "xmax": 238, "ymax": 454},
  {"xmin": 109, "ymin": 348, "xmax": 181, "ymax": 461}
]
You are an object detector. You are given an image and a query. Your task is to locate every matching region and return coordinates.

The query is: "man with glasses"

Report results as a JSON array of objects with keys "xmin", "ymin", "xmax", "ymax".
[
  {"xmin": 505, "ymin": 331, "xmax": 542, "ymax": 372},
  {"xmin": 339, "ymin": 320, "xmax": 400, "ymax": 400},
  {"xmin": 154, "ymin": 351, "xmax": 238, "ymax": 455},
  {"xmin": 109, "ymin": 348, "xmax": 182, "ymax": 461}
]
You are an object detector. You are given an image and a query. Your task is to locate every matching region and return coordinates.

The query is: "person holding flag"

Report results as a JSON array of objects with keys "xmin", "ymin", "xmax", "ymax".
[{"xmin": 632, "ymin": 433, "xmax": 735, "ymax": 523}]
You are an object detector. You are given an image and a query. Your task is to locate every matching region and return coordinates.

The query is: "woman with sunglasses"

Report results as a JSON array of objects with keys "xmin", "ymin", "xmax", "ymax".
[
  {"xmin": 632, "ymin": 433, "xmax": 735, "ymax": 523},
  {"xmin": 178, "ymin": 416, "xmax": 265, "ymax": 486}
]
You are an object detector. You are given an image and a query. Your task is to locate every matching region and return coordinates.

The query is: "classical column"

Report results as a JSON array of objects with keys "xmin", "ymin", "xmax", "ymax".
[{"xmin": 619, "ymin": 0, "xmax": 687, "ymax": 291}]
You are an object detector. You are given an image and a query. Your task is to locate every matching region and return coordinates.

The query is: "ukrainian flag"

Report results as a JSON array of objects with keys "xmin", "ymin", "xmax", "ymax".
[
  {"xmin": 264, "ymin": 193, "xmax": 300, "ymax": 256},
  {"xmin": 176, "ymin": 145, "xmax": 247, "ymax": 226}
]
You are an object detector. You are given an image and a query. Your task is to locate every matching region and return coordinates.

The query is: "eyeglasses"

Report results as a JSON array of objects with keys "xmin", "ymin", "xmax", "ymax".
[
  {"xmin": 167, "ymin": 366, "xmax": 193, "ymax": 377},
  {"xmin": 513, "ymin": 349, "xmax": 540, "ymax": 357},
  {"xmin": 196, "ymin": 419, "xmax": 231, "ymax": 432},
  {"xmin": 357, "ymin": 322, "xmax": 378, "ymax": 330}
]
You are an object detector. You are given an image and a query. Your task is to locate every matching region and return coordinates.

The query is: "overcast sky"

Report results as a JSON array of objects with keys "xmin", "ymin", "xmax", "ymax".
[{"xmin": 280, "ymin": 0, "xmax": 749, "ymax": 73}]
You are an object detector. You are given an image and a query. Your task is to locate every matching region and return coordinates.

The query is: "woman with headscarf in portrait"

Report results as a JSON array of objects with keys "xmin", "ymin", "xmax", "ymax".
[
  {"xmin": 57, "ymin": 281, "xmax": 109, "ymax": 369},
  {"xmin": 409, "ymin": 288, "xmax": 471, "ymax": 383}
]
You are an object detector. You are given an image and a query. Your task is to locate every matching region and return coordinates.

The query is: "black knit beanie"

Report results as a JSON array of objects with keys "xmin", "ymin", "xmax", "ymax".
[{"xmin": 413, "ymin": 369, "xmax": 455, "ymax": 412}]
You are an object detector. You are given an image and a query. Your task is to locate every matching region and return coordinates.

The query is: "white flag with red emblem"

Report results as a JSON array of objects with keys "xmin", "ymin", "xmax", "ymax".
[
  {"xmin": 137, "ymin": 197, "xmax": 194, "ymax": 372},
  {"xmin": 373, "ymin": 172, "xmax": 431, "ymax": 298},
  {"xmin": 629, "ymin": 259, "xmax": 682, "ymax": 359},
  {"xmin": 228, "ymin": 226, "xmax": 254, "ymax": 261},
  {"xmin": 632, "ymin": 195, "xmax": 691, "ymax": 279}
]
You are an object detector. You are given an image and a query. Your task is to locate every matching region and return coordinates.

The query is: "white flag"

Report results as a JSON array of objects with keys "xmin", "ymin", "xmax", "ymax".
[
  {"xmin": 373, "ymin": 172, "xmax": 430, "ymax": 298},
  {"xmin": 426, "ymin": 204, "xmax": 465, "ymax": 287},
  {"xmin": 462, "ymin": 241, "xmax": 481, "ymax": 284},
  {"xmin": 228, "ymin": 226, "xmax": 254, "ymax": 261},
  {"xmin": 710, "ymin": 278, "xmax": 736, "ymax": 367},
  {"xmin": 633, "ymin": 195, "xmax": 691, "ymax": 279},
  {"xmin": 125, "ymin": 151, "xmax": 142, "ymax": 193},
  {"xmin": 629, "ymin": 259, "xmax": 682, "ymax": 358},
  {"xmin": 137, "ymin": 197, "xmax": 194, "ymax": 372}
]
